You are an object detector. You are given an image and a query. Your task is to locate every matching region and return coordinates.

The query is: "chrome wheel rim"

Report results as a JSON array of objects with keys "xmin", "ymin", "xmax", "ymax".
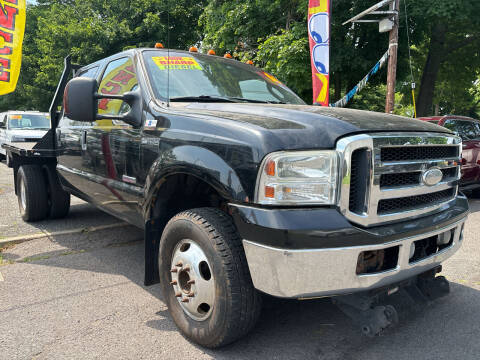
[
  {"xmin": 170, "ymin": 239, "xmax": 215, "ymax": 321},
  {"xmin": 20, "ymin": 178, "xmax": 26, "ymax": 210}
]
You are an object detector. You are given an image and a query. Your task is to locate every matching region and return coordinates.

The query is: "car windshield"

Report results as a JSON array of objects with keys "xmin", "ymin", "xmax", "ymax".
[
  {"xmin": 443, "ymin": 119, "xmax": 480, "ymax": 141},
  {"xmin": 8, "ymin": 114, "xmax": 50, "ymax": 130},
  {"xmin": 142, "ymin": 50, "xmax": 305, "ymax": 105}
]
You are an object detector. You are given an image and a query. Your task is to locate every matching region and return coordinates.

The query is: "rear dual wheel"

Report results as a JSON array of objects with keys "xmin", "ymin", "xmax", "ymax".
[
  {"xmin": 17, "ymin": 165, "xmax": 49, "ymax": 222},
  {"xmin": 17, "ymin": 165, "xmax": 70, "ymax": 222},
  {"xmin": 159, "ymin": 208, "xmax": 261, "ymax": 348}
]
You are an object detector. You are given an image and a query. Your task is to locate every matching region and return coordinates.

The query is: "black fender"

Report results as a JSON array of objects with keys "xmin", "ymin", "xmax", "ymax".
[
  {"xmin": 142, "ymin": 145, "xmax": 249, "ymax": 286},
  {"xmin": 142, "ymin": 145, "xmax": 249, "ymax": 219}
]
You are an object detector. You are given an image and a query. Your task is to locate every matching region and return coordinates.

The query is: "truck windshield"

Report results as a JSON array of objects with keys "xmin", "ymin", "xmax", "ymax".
[
  {"xmin": 8, "ymin": 114, "xmax": 50, "ymax": 130},
  {"xmin": 143, "ymin": 51, "xmax": 305, "ymax": 105}
]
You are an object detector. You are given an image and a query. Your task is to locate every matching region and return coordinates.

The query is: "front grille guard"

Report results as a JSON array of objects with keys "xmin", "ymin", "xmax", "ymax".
[{"xmin": 336, "ymin": 132, "xmax": 462, "ymax": 227}]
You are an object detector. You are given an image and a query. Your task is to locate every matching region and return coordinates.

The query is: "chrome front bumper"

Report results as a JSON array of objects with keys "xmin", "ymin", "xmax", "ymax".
[{"xmin": 242, "ymin": 218, "xmax": 467, "ymax": 298}]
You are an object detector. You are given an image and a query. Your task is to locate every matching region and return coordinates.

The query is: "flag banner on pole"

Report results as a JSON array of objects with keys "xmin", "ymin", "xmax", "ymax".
[
  {"xmin": 0, "ymin": 0, "xmax": 26, "ymax": 96},
  {"xmin": 308, "ymin": 0, "xmax": 330, "ymax": 106},
  {"xmin": 332, "ymin": 50, "xmax": 389, "ymax": 108}
]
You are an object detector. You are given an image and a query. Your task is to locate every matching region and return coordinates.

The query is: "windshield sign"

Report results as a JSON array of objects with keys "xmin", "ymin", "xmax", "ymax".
[
  {"xmin": 8, "ymin": 114, "xmax": 50, "ymax": 130},
  {"xmin": 143, "ymin": 51, "xmax": 305, "ymax": 105}
]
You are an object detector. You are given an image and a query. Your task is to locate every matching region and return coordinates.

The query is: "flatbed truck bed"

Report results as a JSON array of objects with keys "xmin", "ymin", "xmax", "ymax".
[{"xmin": 2, "ymin": 142, "xmax": 58, "ymax": 158}]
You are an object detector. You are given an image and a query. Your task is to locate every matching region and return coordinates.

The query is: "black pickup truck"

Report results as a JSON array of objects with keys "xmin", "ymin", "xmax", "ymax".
[{"xmin": 4, "ymin": 49, "xmax": 469, "ymax": 348}]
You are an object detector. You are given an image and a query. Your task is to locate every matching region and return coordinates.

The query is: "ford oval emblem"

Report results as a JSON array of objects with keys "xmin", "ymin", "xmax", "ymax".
[{"xmin": 422, "ymin": 168, "xmax": 443, "ymax": 186}]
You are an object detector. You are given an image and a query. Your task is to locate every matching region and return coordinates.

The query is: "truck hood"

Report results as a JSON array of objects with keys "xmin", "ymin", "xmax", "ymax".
[{"xmin": 178, "ymin": 103, "xmax": 451, "ymax": 149}]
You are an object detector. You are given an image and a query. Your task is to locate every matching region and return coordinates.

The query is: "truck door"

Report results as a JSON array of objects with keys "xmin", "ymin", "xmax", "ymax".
[
  {"xmin": 56, "ymin": 66, "xmax": 99, "ymax": 196},
  {"xmin": 82, "ymin": 57, "xmax": 143, "ymax": 226}
]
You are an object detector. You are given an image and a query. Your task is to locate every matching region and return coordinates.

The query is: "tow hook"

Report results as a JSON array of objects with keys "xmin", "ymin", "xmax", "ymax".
[
  {"xmin": 332, "ymin": 295, "xmax": 399, "ymax": 337},
  {"xmin": 332, "ymin": 268, "xmax": 450, "ymax": 337}
]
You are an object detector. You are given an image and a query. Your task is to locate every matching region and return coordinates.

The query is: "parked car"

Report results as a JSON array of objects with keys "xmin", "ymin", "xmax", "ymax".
[
  {"xmin": 0, "ymin": 111, "xmax": 50, "ymax": 167},
  {"xmin": 418, "ymin": 115, "xmax": 480, "ymax": 195},
  {"xmin": 3, "ymin": 50, "xmax": 469, "ymax": 347}
]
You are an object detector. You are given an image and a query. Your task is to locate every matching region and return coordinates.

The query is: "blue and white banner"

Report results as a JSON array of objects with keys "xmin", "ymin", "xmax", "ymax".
[{"xmin": 332, "ymin": 50, "xmax": 389, "ymax": 108}]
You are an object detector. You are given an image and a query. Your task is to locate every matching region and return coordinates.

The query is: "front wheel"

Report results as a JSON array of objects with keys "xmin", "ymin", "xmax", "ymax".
[
  {"xmin": 6, "ymin": 155, "xmax": 12, "ymax": 168},
  {"xmin": 159, "ymin": 208, "xmax": 261, "ymax": 348}
]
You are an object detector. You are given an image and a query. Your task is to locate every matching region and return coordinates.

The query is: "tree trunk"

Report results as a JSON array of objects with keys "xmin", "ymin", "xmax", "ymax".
[{"xmin": 416, "ymin": 23, "xmax": 447, "ymax": 117}]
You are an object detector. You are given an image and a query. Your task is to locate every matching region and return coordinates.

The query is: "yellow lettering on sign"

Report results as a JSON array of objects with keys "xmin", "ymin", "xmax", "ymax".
[
  {"xmin": 0, "ymin": 0, "xmax": 26, "ymax": 95},
  {"xmin": 97, "ymin": 58, "xmax": 138, "ymax": 123},
  {"xmin": 152, "ymin": 56, "xmax": 203, "ymax": 70}
]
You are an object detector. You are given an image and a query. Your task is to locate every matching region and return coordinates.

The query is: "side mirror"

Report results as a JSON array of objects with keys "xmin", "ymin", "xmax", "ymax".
[
  {"xmin": 64, "ymin": 77, "xmax": 143, "ymax": 128},
  {"xmin": 64, "ymin": 77, "xmax": 97, "ymax": 123}
]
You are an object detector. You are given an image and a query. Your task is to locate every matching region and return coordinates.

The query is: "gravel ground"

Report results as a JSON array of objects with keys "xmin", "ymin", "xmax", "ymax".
[{"xmin": 0, "ymin": 161, "xmax": 479, "ymax": 360}]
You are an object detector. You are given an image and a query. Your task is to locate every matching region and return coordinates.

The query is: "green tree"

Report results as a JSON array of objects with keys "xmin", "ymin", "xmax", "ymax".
[
  {"xmin": 1, "ymin": 0, "xmax": 207, "ymax": 112},
  {"xmin": 2, "ymin": 0, "xmax": 480, "ymax": 118},
  {"xmin": 408, "ymin": 0, "xmax": 480, "ymax": 116}
]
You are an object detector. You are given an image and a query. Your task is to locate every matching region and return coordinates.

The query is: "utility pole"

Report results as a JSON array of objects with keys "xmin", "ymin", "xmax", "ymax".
[
  {"xmin": 341, "ymin": 0, "xmax": 401, "ymax": 112},
  {"xmin": 385, "ymin": 0, "xmax": 401, "ymax": 113}
]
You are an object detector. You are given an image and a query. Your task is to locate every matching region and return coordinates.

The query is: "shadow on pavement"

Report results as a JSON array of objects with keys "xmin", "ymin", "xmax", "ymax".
[
  {"xmin": 30, "ymin": 203, "xmax": 126, "ymax": 232},
  {"xmin": 9, "ymin": 229, "xmax": 480, "ymax": 360}
]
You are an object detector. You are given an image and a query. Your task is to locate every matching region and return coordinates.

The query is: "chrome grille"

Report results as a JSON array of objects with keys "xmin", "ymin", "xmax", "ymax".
[
  {"xmin": 380, "ymin": 167, "xmax": 458, "ymax": 188},
  {"xmin": 377, "ymin": 188, "xmax": 455, "ymax": 214},
  {"xmin": 337, "ymin": 133, "xmax": 461, "ymax": 227},
  {"xmin": 381, "ymin": 146, "xmax": 459, "ymax": 162}
]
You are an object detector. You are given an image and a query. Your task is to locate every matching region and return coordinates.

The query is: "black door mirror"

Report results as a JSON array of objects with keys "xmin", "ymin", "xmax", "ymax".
[
  {"xmin": 64, "ymin": 77, "xmax": 97, "ymax": 123},
  {"xmin": 64, "ymin": 77, "xmax": 142, "ymax": 128}
]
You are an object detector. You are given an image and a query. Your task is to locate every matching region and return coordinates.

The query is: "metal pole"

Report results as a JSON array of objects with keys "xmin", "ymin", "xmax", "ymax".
[{"xmin": 385, "ymin": 0, "xmax": 400, "ymax": 113}]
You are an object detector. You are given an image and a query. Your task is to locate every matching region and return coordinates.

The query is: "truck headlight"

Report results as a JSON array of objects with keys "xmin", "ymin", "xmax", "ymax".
[{"xmin": 255, "ymin": 151, "xmax": 339, "ymax": 205}]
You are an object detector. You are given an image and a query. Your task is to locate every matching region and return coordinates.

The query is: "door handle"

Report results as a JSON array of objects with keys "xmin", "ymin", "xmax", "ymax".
[{"xmin": 81, "ymin": 130, "xmax": 87, "ymax": 151}]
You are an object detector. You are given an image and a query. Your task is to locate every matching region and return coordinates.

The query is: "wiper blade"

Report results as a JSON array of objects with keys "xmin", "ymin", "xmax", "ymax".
[
  {"xmin": 228, "ymin": 97, "xmax": 286, "ymax": 104},
  {"xmin": 169, "ymin": 95, "xmax": 286, "ymax": 104},
  {"xmin": 169, "ymin": 95, "xmax": 238, "ymax": 103}
]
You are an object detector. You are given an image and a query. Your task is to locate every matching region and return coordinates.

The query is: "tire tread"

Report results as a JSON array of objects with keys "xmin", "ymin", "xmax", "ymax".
[
  {"xmin": 166, "ymin": 207, "xmax": 261, "ymax": 348},
  {"xmin": 17, "ymin": 165, "xmax": 48, "ymax": 222}
]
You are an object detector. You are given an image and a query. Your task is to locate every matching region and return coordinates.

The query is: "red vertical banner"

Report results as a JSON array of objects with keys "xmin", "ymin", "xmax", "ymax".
[{"xmin": 308, "ymin": 0, "xmax": 330, "ymax": 106}]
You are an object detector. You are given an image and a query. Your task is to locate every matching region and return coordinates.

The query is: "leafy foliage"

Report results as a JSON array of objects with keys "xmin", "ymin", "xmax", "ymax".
[{"xmin": 0, "ymin": 0, "xmax": 479, "ymax": 118}]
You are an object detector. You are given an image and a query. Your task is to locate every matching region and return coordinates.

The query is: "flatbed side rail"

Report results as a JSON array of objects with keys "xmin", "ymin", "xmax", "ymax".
[{"xmin": 2, "ymin": 143, "xmax": 59, "ymax": 158}]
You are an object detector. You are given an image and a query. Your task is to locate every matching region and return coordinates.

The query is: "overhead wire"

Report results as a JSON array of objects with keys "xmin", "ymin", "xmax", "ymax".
[{"xmin": 403, "ymin": 0, "xmax": 417, "ymax": 117}]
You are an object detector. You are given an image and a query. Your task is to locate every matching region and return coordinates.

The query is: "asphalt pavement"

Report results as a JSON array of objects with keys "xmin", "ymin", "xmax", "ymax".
[{"xmin": 0, "ymin": 161, "xmax": 479, "ymax": 360}]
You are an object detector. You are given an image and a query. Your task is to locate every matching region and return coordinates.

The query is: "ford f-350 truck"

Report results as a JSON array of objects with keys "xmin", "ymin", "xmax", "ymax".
[{"xmin": 3, "ymin": 49, "xmax": 469, "ymax": 348}]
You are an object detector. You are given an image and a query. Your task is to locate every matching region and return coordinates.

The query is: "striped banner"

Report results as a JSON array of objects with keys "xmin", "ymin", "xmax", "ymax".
[
  {"xmin": 308, "ymin": 0, "xmax": 330, "ymax": 106},
  {"xmin": 0, "ymin": 0, "xmax": 26, "ymax": 95},
  {"xmin": 332, "ymin": 50, "xmax": 389, "ymax": 108}
]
